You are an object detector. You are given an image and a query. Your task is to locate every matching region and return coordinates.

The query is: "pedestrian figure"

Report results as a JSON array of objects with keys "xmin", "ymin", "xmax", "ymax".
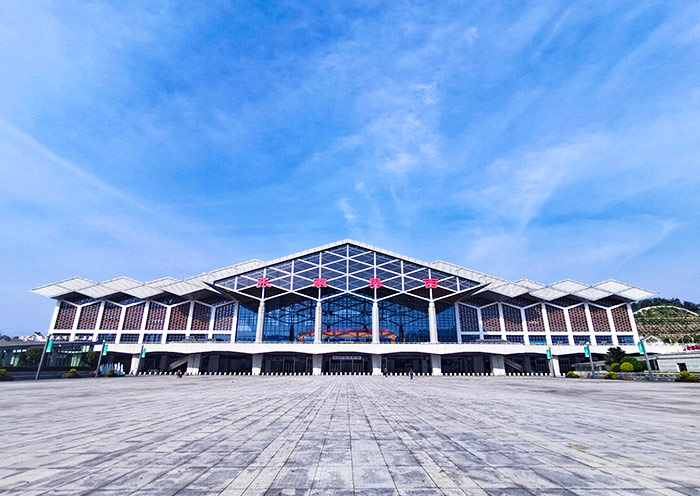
[
  {"xmin": 383, "ymin": 367, "xmax": 388, "ymax": 377},
  {"xmin": 176, "ymin": 370, "xmax": 183, "ymax": 378},
  {"xmin": 409, "ymin": 368, "xmax": 414, "ymax": 381}
]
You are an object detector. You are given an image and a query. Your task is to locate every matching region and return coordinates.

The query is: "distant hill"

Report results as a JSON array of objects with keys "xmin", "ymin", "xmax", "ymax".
[{"xmin": 633, "ymin": 299, "xmax": 700, "ymax": 344}]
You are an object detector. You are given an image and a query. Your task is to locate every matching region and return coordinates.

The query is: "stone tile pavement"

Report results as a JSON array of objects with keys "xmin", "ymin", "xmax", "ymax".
[{"xmin": 1, "ymin": 375, "xmax": 699, "ymax": 495}]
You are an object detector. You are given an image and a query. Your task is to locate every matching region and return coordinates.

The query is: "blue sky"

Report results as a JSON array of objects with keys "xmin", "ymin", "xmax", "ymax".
[{"xmin": 1, "ymin": 1, "xmax": 699, "ymax": 333}]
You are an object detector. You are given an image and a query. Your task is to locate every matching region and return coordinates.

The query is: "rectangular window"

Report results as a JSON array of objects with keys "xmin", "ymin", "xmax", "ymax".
[
  {"xmin": 529, "ymin": 335, "xmax": 547, "ymax": 345},
  {"xmin": 188, "ymin": 334, "xmax": 207, "ymax": 341},
  {"xmin": 212, "ymin": 334, "xmax": 231, "ymax": 342},
  {"xmin": 483, "ymin": 333, "xmax": 502, "ymax": 340},
  {"xmin": 119, "ymin": 334, "xmax": 140, "ymax": 344},
  {"xmin": 551, "ymin": 335, "xmax": 569, "ymax": 345},
  {"xmin": 143, "ymin": 333, "xmax": 162, "ymax": 344},
  {"xmin": 461, "ymin": 334, "xmax": 479, "ymax": 342},
  {"xmin": 617, "ymin": 335, "xmax": 634, "ymax": 345},
  {"xmin": 96, "ymin": 333, "xmax": 116, "ymax": 343},
  {"xmin": 506, "ymin": 335, "xmax": 524, "ymax": 343},
  {"xmin": 74, "ymin": 333, "xmax": 94, "ymax": 341},
  {"xmin": 595, "ymin": 335, "xmax": 613, "ymax": 345},
  {"xmin": 573, "ymin": 335, "xmax": 590, "ymax": 345},
  {"xmin": 166, "ymin": 334, "xmax": 186, "ymax": 343}
]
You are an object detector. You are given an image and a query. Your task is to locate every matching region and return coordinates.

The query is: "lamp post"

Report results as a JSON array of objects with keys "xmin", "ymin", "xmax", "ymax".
[
  {"xmin": 34, "ymin": 335, "xmax": 54, "ymax": 380},
  {"xmin": 585, "ymin": 341, "xmax": 595, "ymax": 379},
  {"xmin": 94, "ymin": 341, "xmax": 107, "ymax": 378},
  {"xmin": 638, "ymin": 338, "xmax": 654, "ymax": 381}
]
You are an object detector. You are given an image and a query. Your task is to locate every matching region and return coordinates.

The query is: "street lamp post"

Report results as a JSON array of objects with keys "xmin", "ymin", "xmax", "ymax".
[
  {"xmin": 585, "ymin": 341, "xmax": 595, "ymax": 379},
  {"xmin": 94, "ymin": 341, "xmax": 107, "ymax": 379},
  {"xmin": 34, "ymin": 335, "xmax": 54, "ymax": 380},
  {"xmin": 638, "ymin": 338, "xmax": 654, "ymax": 381}
]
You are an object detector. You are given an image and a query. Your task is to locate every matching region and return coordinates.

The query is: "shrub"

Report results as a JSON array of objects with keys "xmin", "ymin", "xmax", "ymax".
[
  {"xmin": 604, "ymin": 371, "xmax": 620, "ymax": 380},
  {"xmin": 621, "ymin": 357, "xmax": 644, "ymax": 372},
  {"xmin": 0, "ymin": 368, "xmax": 12, "ymax": 381},
  {"xmin": 675, "ymin": 371, "xmax": 700, "ymax": 382},
  {"xmin": 610, "ymin": 362, "xmax": 620, "ymax": 372},
  {"xmin": 61, "ymin": 369, "xmax": 80, "ymax": 379},
  {"xmin": 619, "ymin": 362, "xmax": 634, "ymax": 372},
  {"xmin": 566, "ymin": 371, "xmax": 579, "ymax": 378},
  {"xmin": 0, "ymin": 368, "xmax": 6, "ymax": 375},
  {"xmin": 106, "ymin": 368, "xmax": 116, "ymax": 377}
]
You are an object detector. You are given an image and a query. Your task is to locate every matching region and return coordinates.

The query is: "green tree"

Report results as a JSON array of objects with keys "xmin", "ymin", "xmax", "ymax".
[
  {"xmin": 621, "ymin": 356, "xmax": 644, "ymax": 372},
  {"xmin": 82, "ymin": 351, "xmax": 100, "ymax": 368},
  {"xmin": 23, "ymin": 347, "xmax": 43, "ymax": 365},
  {"xmin": 605, "ymin": 347, "xmax": 626, "ymax": 365}
]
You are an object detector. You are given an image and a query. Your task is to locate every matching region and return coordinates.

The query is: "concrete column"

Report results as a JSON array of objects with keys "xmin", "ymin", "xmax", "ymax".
[
  {"xmin": 130, "ymin": 354, "xmax": 141, "ymax": 375},
  {"xmin": 541, "ymin": 303, "xmax": 553, "ymax": 345},
  {"xmin": 314, "ymin": 300, "xmax": 322, "ymax": 344},
  {"xmin": 491, "ymin": 354, "xmax": 506, "ymax": 376},
  {"xmin": 454, "ymin": 303, "xmax": 463, "ymax": 344},
  {"xmin": 474, "ymin": 355, "xmax": 485, "ymax": 373},
  {"xmin": 607, "ymin": 308, "xmax": 619, "ymax": 345},
  {"xmin": 159, "ymin": 354, "xmax": 168, "ymax": 372},
  {"xmin": 497, "ymin": 303, "xmax": 507, "ymax": 340},
  {"xmin": 252, "ymin": 354, "xmax": 263, "ymax": 375},
  {"xmin": 430, "ymin": 354, "xmax": 442, "ymax": 375},
  {"xmin": 313, "ymin": 354, "xmax": 323, "ymax": 375},
  {"xmin": 627, "ymin": 303, "xmax": 641, "ymax": 341},
  {"xmin": 523, "ymin": 356, "xmax": 533, "ymax": 373},
  {"xmin": 255, "ymin": 300, "xmax": 265, "ymax": 343},
  {"xmin": 186, "ymin": 353, "xmax": 201, "ymax": 375},
  {"xmin": 428, "ymin": 301, "xmax": 438, "ymax": 343},
  {"xmin": 208, "ymin": 354, "xmax": 220, "ymax": 373},
  {"xmin": 371, "ymin": 300, "xmax": 379, "ymax": 344},
  {"xmin": 371, "ymin": 354, "xmax": 382, "ymax": 376},
  {"xmin": 549, "ymin": 355, "xmax": 561, "ymax": 377}
]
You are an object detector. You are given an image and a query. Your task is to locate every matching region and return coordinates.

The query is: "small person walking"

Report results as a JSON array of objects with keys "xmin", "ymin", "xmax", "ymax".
[
  {"xmin": 383, "ymin": 367, "xmax": 388, "ymax": 377},
  {"xmin": 409, "ymin": 368, "xmax": 414, "ymax": 381}
]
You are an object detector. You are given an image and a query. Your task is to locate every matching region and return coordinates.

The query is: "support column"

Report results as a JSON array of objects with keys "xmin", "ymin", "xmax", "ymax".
[
  {"xmin": 497, "ymin": 303, "xmax": 507, "ymax": 340},
  {"xmin": 312, "ymin": 354, "xmax": 322, "ymax": 376},
  {"xmin": 549, "ymin": 355, "xmax": 561, "ymax": 377},
  {"xmin": 627, "ymin": 303, "xmax": 641, "ymax": 341},
  {"xmin": 523, "ymin": 356, "xmax": 533, "ymax": 373},
  {"xmin": 372, "ymin": 300, "xmax": 379, "ymax": 344},
  {"xmin": 428, "ymin": 301, "xmax": 438, "ymax": 343},
  {"xmin": 430, "ymin": 354, "xmax": 442, "ymax": 376},
  {"xmin": 159, "ymin": 354, "xmax": 168, "ymax": 372},
  {"xmin": 130, "ymin": 354, "xmax": 141, "ymax": 375},
  {"xmin": 454, "ymin": 303, "xmax": 462, "ymax": 344},
  {"xmin": 186, "ymin": 353, "xmax": 201, "ymax": 375},
  {"xmin": 371, "ymin": 354, "xmax": 382, "ymax": 376},
  {"xmin": 255, "ymin": 300, "xmax": 265, "ymax": 343},
  {"xmin": 491, "ymin": 354, "xmax": 506, "ymax": 375},
  {"xmin": 252, "ymin": 354, "xmax": 263, "ymax": 375},
  {"xmin": 208, "ymin": 355, "xmax": 220, "ymax": 373},
  {"xmin": 314, "ymin": 300, "xmax": 322, "ymax": 344}
]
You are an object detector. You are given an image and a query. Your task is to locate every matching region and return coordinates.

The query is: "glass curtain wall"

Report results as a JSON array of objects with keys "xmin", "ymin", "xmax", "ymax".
[
  {"xmin": 436, "ymin": 302, "xmax": 457, "ymax": 343},
  {"xmin": 321, "ymin": 294, "xmax": 372, "ymax": 343},
  {"xmin": 379, "ymin": 295, "xmax": 430, "ymax": 343},
  {"xmin": 263, "ymin": 295, "xmax": 315, "ymax": 342},
  {"xmin": 236, "ymin": 301, "xmax": 258, "ymax": 342}
]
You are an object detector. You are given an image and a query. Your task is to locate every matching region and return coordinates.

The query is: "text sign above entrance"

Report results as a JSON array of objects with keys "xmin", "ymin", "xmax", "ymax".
[{"xmin": 332, "ymin": 356, "xmax": 362, "ymax": 361}]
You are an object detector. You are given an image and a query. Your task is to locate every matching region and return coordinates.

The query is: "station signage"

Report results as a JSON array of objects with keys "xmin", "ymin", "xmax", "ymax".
[{"xmin": 332, "ymin": 356, "xmax": 362, "ymax": 361}]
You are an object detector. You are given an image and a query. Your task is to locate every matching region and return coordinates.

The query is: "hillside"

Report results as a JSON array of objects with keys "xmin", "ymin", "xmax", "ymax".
[{"xmin": 634, "ymin": 305, "xmax": 700, "ymax": 344}]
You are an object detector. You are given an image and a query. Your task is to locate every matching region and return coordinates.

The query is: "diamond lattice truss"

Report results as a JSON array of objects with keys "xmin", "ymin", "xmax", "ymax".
[{"xmin": 31, "ymin": 240, "xmax": 655, "ymax": 303}]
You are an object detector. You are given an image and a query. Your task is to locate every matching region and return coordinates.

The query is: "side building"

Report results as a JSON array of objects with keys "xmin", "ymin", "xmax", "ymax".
[{"xmin": 31, "ymin": 240, "xmax": 655, "ymax": 376}]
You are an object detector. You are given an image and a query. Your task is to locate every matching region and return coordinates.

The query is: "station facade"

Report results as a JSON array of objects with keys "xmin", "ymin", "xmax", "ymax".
[{"xmin": 32, "ymin": 240, "xmax": 655, "ymax": 376}]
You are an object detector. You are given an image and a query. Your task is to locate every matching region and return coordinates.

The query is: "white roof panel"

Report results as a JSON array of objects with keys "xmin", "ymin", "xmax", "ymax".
[
  {"xmin": 124, "ymin": 285, "xmax": 163, "ymax": 299},
  {"xmin": 573, "ymin": 287, "xmax": 612, "ymax": 301},
  {"xmin": 618, "ymin": 287, "xmax": 656, "ymax": 301},
  {"xmin": 529, "ymin": 287, "xmax": 569, "ymax": 301},
  {"xmin": 514, "ymin": 279, "xmax": 546, "ymax": 290},
  {"xmin": 593, "ymin": 280, "xmax": 633, "ymax": 293},
  {"xmin": 549, "ymin": 280, "xmax": 589, "ymax": 293},
  {"xmin": 80, "ymin": 284, "xmax": 120, "ymax": 298}
]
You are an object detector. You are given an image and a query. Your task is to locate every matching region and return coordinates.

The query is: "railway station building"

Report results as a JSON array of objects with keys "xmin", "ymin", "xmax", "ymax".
[{"xmin": 31, "ymin": 240, "xmax": 655, "ymax": 376}]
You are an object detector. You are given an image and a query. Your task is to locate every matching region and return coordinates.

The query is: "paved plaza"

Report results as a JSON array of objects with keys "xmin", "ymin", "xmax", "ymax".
[{"xmin": 1, "ymin": 376, "xmax": 699, "ymax": 495}]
